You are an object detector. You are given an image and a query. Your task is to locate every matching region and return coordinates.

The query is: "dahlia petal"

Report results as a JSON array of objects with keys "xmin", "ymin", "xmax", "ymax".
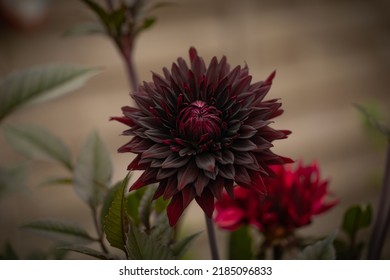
[
  {"xmin": 177, "ymin": 160, "xmax": 199, "ymax": 190},
  {"xmin": 179, "ymin": 146, "xmax": 196, "ymax": 156},
  {"xmin": 232, "ymin": 75, "xmax": 252, "ymax": 97},
  {"xmin": 127, "ymin": 154, "xmax": 142, "ymax": 170},
  {"xmin": 234, "ymin": 166, "xmax": 252, "ymax": 188},
  {"xmin": 214, "ymin": 207, "xmax": 245, "ymax": 230},
  {"xmin": 177, "ymin": 57, "xmax": 189, "ymax": 73},
  {"xmin": 195, "ymin": 153, "xmax": 216, "ymax": 172},
  {"xmin": 182, "ymin": 186, "xmax": 196, "ymax": 209},
  {"xmin": 252, "ymin": 142, "xmax": 274, "ymax": 153},
  {"xmin": 142, "ymin": 144, "xmax": 171, "ymax": 159},
  {"xmin": 121, "ymin": 137, "xmax": 154, "ymax": 153},
  {"xmin": 224, "ymin": 180, "xmax": 235, "ymax": 199},
  {"xmin": 203, "ymin": 169, "xmax": 218, "ymax": 180},
  {"xmin": 110, "ymin": 116, "xmax": 135, "ymax": 126},
  {"xmin": 218, "ymin": 164, "xmax": 235, "ymax": 180},
  {"xmin": 131, "ymin": 94, "xmax": 154, "ymax": 114},
  {"xmin": 210, "ymin": 177, "xmax": 225, "ymax": 201},
  {"xmin": 194, "ymin": 173, "xmax": 210, "ymax": 196},
  {"xmin": 238, "ymin": 125, "xmax": 257, "ymax": 139},
  {"xmin": 234, "ymin": 152, "xmax": 256, "ymax": 165},
  {"xmin": 152, "ymin": 72, "xmax": 170, "ymax": 90},
  {"xmin": 216, "ymin": 55, "xmax": 228, "ymax": 80},
  {"xmin": 189, "ymin": 47, "xmax": 198, "ymax": 62},
  {"xmin": 163, "ymin": 177, "xmax": 179, "ymax": 199},
  {"xmin": 226, "ymin": 65, "xmax": 241, "ymax": 86},
  {"xmin": 130, "ymin": 168, "xmax": 158, "ymax": 191},
  {"xmin": 190, "ymin": 54, "xmax": 206, "ymax": 82},
  {"xmin": 161, "ymin": 153, "xmax": 190, "ymax": 169},
  {"xmin": 137, "ymin": 117, "xmax": 162, "ymax": 130},
  {"xmin": 314, "ymin": 199, "xmax": 339, "ymax": 215},
  {"xmin": 156, "ymin": 167, "xmax": 177, "ymax": 180},
  {"xmin": 144, "ymin": 129, "xmax": 170, "ymax": 143},
  {"xmin": 264, "ymin": 70, "xmax": 276, "ymax": 86},
  {"xmin": 122, "ymin": 106, "xmax": 142, "ymax": 119},
  {"xmin": 227, "ymin": 120, "xmax": 242, "ymax": 134},
  {"xmin": 214, "ymin": 77, "xmax": 230, "ymax": 104},
  {"xmin": 249, "ymin": 171, "xmax": 267, "ymax": 195},
  {"xmin": 206, "ymin": 56, "xmax": 218, "ymax": 86},
  {"xmin": 245, "ymin": 118, "xmax": 272, "ymax": 130},
  {"xmin": 150, "ymin": 159, "xmax": 164, "ymax": 168},
  {"xmin": 216, "ymin": 150, "xmax": 234, "ymax": 165},
  {"xmin": 152, "ymin": 180, "xmax": 167, "ymax": 199},
  {"xmin": 195, "ymin": 188, "xmax": 215, "ymax": 218},
  {"xmin": 231, "ymin": 139, "xmax": 257, "ymax": 152},
  {"xmin": 167, "ymin": 193, "xmax": 184, "ymax": 226}
]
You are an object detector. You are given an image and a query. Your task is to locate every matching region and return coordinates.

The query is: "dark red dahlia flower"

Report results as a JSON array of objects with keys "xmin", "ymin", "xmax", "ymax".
[
  {"xmin": 214, "ymin": 162, "xmax": 338, "ymax": 239},
  {"xmin": 112, "ymin": 47, "xmax": 292, "ymax": 226}
]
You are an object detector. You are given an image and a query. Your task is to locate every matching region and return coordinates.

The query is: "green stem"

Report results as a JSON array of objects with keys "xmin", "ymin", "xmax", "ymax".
[
  {"xmin": 205, "ymin": 214, "xmax": 220, "ymax": 260},
  {"xmin": 368, "ymin": 142, "xmax": 390, "ymax": 259},
  {"xmin": 91, "ymin": 207, "xmax": 109, "ymax": 254}
]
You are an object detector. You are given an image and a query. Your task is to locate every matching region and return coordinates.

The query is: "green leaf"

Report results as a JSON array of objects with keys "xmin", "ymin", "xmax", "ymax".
[
  {"xmin": 100, "ymin": 180, "xmax": 123, "ymax": 228},
  {"xmin": 81, "ymin": 0, "xmax": 112, "ymax": 34},
  {"xmin": 154, "ymin": 195, "xmax": 169, "ymax": 214},
  {"xmin": 126, "ymin": 187, "xmax": 145, "ymax": 226},
  {"xmin": 125, "ymin": 223, "xmax": 175, "ymax": 260},
  {"xmin": 342, "ymin": 204, "xmax": 372, "ymax": 240},
  {"xmin": 109, "ymin": 7, "xmax": 126, "ymax": 33},
  {"xmin": 73, "ymin": 131, "xmax": 112, "ymax": 208},
  {"xmin": 0, "ymin": 64, "xmax": 100, "ymax": 122},
  {"xmin": 2, "ymin": 124, "xmax": 73, "ymax": 170},
  {"xmin": 135, "ymin": 17, "xmax": 156, "ymax": 35},
  {"xmin": 59, "ymin": 245, "xmax": 118, "ymax": 260},
  {"xmin": 228, "ymin": 226, "xmax": 253, "ymax": 260},
  {"xmin": 171, "ymin": 232, "xmax": 201, "ymax": 259},
  {"xmin": 150, "ymin": 213, "xmax": 173, "ymax": 245},
  {"xmin": 142, "ymin": 17, "xmax": 156, "ymax": 30},
  {"xmin": 63, "ymin": 22, "xmax": 106, "ymax": 37},
  {"xmin": 103, "ymin": 173, "xmax": 130, "ymax": 253},
  {"xmin": 0, "ymin": 164, "xmax": 27, "ymax": 199},
  {"xmin": 138, "ymin": 185, "xmax": 156, "ymax": 230},
  {"xmin": 22, "ymin": 220, "xmax": 96, "ymax": 244},
  {"xmin": 297, "ymin": 232, "xmax": 337, "ymax": 260}
]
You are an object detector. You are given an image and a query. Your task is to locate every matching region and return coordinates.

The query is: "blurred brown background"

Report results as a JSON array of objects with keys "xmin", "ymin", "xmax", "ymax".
[{"xmin": 1, "ymin": 0, "xmax": 389, "ymax": 259}]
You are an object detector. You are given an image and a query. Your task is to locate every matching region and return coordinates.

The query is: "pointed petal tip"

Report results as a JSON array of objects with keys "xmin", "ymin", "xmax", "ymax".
[
  {"xmin": 167, "ymin": 194, "xmax": 185, "ymax": 226},
  {"xmin": 189, "ymin": 47, "xmax": 198, "ymax": 62},
  {"xmin": 264, "ymin": 70, "xmax": 276, "ymax": 85}
]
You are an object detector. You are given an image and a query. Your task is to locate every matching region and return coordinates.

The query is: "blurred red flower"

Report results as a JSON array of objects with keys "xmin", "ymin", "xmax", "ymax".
[{"xmin": 215, "ymin": 162, "xmax": 338, "ymax": 239}]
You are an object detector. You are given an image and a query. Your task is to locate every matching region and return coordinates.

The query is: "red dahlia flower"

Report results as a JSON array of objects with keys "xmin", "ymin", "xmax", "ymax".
[
  {"xmin": 215, "ymin": 162, "xmax": 338, "ymax": 238},
  {"xmin": 112, "ymin": 47, "xmax": 292, "ymax": 226}
]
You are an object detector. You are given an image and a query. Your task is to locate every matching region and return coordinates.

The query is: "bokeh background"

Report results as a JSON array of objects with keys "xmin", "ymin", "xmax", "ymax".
[{"xmin": 1, "ymin": 0, "xmax": 389, "ymax": 259}]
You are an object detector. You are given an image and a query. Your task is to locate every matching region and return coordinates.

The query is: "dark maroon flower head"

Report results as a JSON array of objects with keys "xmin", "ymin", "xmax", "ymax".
[
  {"xmin": 112, "ymin": 47, "xmax": 292, "ymax": 226},
  {"xmin": 214, "ymin": 162, "xmax": 338, "ymax": 240}
]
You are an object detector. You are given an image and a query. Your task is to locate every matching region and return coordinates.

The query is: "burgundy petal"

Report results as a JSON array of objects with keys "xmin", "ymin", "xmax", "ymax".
[
  {"xmin": 194, "ymin": 172, "xmax": 210, "ymax": 196},
  {"xmin": 130, "ymin": 168, "xmax": 158, "ymax": 191},
  {"xmin": 142, "ymin": 144, "xmax": 171, "ymax": 159},
  {"xmin": 195, "ymin": 153, "xmax": 216, "ymax": 172},
  {"xmin": 177, "ymin": 160, "xmax": 199, "ymax": 190},
  {"xmin": 167, "ymin": 194, "xmax": 184, "ymax": 226},
  {"xmin": 195, "ymin": 188, "xmax": 215, "ymax": 218}
]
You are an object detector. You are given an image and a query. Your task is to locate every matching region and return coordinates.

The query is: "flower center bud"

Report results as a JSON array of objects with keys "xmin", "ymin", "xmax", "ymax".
[{"xmin": 177, "ymin": 100, "xmax": 222, "ymax": 143}]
